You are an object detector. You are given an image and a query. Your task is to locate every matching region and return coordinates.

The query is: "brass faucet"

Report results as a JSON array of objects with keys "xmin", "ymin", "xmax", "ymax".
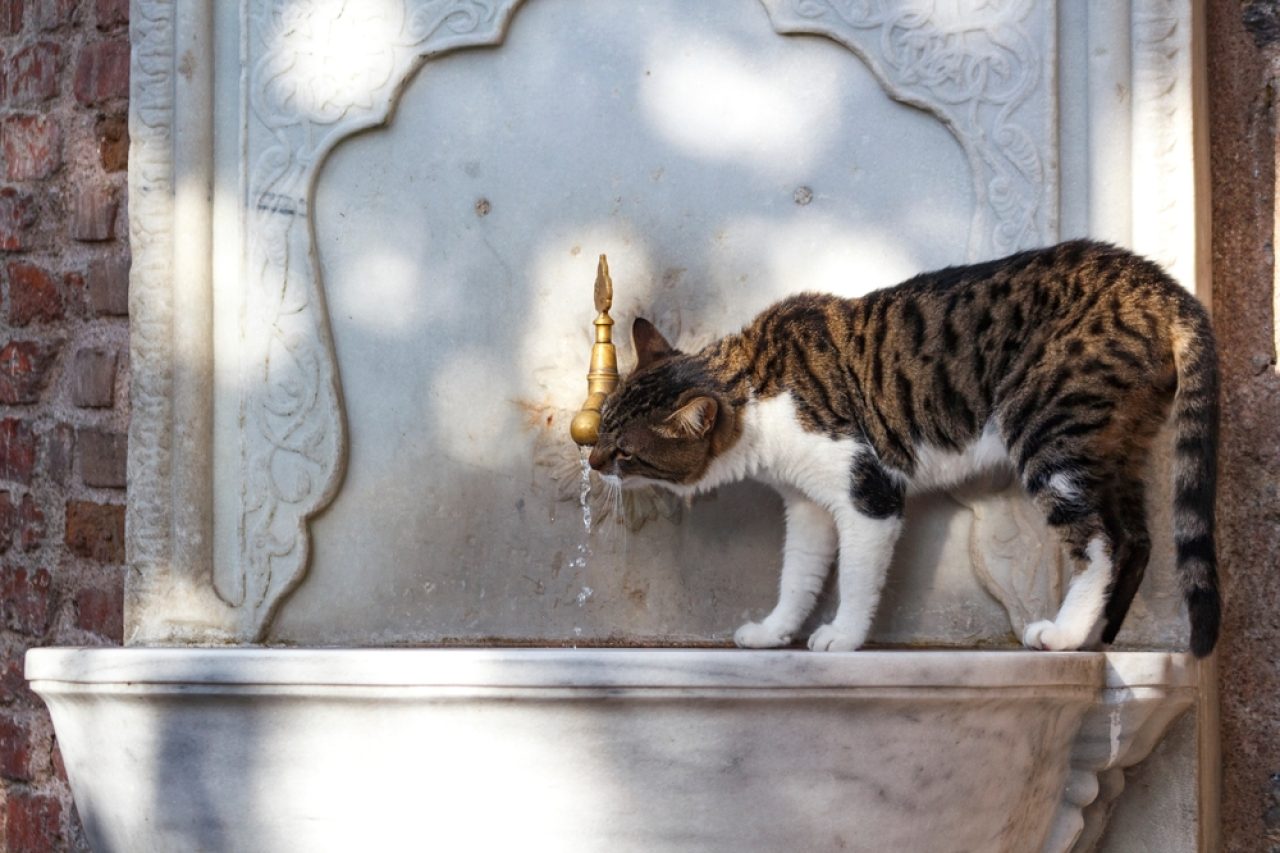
[{"xmin": 570, "ymin": 255, "xmax": 620, "ymax": 446}]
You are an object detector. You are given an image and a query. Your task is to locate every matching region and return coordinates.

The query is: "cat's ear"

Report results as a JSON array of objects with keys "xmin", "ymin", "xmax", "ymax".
[
  {"xmin": 665, "ymin": 396, "xmax": 718, "ymax": 439},
  {"xmin": 633, "ymin": 317, "xmax": 676, "ymax": 368}
]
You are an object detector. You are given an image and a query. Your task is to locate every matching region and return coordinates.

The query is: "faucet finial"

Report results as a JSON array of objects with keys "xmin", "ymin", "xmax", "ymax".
[
  {"xmin": 594, "ymin": 255, "xmax": 612, "ymax": 314},
  {"xmin": 570, "ymin": 255, "xmax": 620, "ymax": 446}
]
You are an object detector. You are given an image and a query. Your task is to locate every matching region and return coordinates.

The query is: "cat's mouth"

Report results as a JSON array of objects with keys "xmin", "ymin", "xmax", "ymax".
[{"xmin": 600, "ymin": 471, "xmax": 677, "ymax": 494}]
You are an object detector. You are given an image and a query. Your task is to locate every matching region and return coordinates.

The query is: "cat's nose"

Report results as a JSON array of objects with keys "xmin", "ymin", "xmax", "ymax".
[{"xmin": 587, "ymin": 445, "xmax": 610, "ymax": 471}]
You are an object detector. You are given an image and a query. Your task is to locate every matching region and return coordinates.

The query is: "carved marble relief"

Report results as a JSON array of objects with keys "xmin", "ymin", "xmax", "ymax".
[
  {"xmin": 230, "ymin": 0, "xmax": 1058, "ymax": 638},
  {"xmin": 766, "ymin": 0, "xmax": 1053, "ymax": 258},
  {"xmin": 231, "ymin": 0, "xmax": 526, "ymax": 636},
  {"xmin": 1131, "ymin": 0, "xmax": 1198, "ymax": 288},
  {"xmin": 128, "ymin": 0, "xmax": 1200, "ymax": 652},
  {"xmin": 126, "ymin": 0, "xmax": 178, "ymax": 634}
]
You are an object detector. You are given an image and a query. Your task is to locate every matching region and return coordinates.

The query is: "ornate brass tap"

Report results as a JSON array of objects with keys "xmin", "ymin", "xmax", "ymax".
[{"xmin": 570, "ymin": 255, "xmax": 619, "ymax": 446}]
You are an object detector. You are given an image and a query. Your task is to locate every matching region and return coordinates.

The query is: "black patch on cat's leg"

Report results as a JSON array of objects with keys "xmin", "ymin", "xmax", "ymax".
[
  {"xmin": 851, "ymin": 452, "xmax": 904, "ymax": 519},
  {"xmin": 1101, "ymin": 482, "xmax": 1152, "ymax": 644},
  {"xmin": 1101, "ymin": 536, "xmax": 1150, "ymax": 644}
]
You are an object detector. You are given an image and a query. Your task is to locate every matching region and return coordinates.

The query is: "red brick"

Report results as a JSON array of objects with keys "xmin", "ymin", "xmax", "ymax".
[
  {"xmin": 0, "ymin": 419, "xmax": 36, "ymax": 485},
  {"xmin": 0, "ymin": 566, "xmax": 51, "ymax": 634},
  {"xmin": 6, "ymin": 41, "xmax": 60, "ymax": 105},
  {"xmin": 70, "ymin": 183, "xmax": 116, "ymax": 241},
  {"xmin": 61, "ymin": 268, "xmax": 83, "ymax": 314},
  {"xmin": 0, "ymin": 1, "xmax": 23, "ymax": 36},
  {"xmin": 0, "ymin": 713, "xmax": 38, "ymax": 781},
  {"xmin": 69, "ymin": 347, "xmax": 114, "ymax": 407},
  {"xmin": 1, "ymin": 114, "xmax": 60, "ymax": 181},
  {"xmin": 7, "ymin": 262, "xmax": 62, "ymax": 326},
  {"xmin": 0, "ymin": 341, "xmax": 59, "ymax": 405},
  {"xmin": 0, "ymin": 492, "xmax": 44, "ymax": 552},
  {"xmin": 34, "ymin": 0, "xmax": 74, "ymax": 30},
  {"xmin": 85, "ymin": 254, "xmax": 126, "ymax": 316},
  {"xmin": 4, "ymin": 790, "xmax": 62, "ymax": 853},
  {"xmin": 0, "ymin": 658, "xmax": 30, "ymax": 706},
  {"xmin": 42, "ymin": 422, "xmax": 72, "ymax": 485},
  {"xmin": 74, "ymin": 581, "xmax": 121, "ymax": 640},
  {"xmin": 77, "ymin": 427, "xmax": 124, "ymax": 488},
  {"xmin": 73, "ymin": 37, "xmax": 126, "ymax": 105},
  {"xmin": 0, "ymin": 187, "xmax": 37, "ymax": 251},
  {"xmin": 50, "ymin": 735, "xmax": 65, "ymax": 780},
  {"xmin": 64, "ymin": 500, "xmax": 123, "ymax": 562},
  {"xmin": 95, "ymin": 111, "xmax": 126, "ymax": 171},
  {"xmin": 93, "ymin": 0, "xmax": 121, "ymax": 29}
]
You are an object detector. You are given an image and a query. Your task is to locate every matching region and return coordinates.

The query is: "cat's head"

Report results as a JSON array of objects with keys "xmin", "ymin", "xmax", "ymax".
[{"xmin": 587, "ymin": 318, "xmax": 739, "ymax": 489}]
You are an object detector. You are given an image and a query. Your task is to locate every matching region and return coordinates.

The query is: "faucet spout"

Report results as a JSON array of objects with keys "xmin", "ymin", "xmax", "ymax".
[{"xmin": 570, "ymin": 255, "xmax": 619, "ymax": 446}]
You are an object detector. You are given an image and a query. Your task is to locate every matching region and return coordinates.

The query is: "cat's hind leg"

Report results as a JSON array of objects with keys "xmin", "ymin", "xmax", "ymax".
[
  {"xmin": 1020, "ymin": 469, "xmax": 1116, "ymax": 651},
  {"xmin": 734, "ymin": 488, "xmax": 837, "ymax": 648},
  {"xmin": 1099, "ymin": 477, "xmax": 1152, "ymax": 645}
]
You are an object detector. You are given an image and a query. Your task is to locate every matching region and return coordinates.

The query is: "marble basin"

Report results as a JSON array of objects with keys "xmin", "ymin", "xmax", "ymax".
[{"xmin": 26, "ymin": 648, "xmax": 1194, "ymax": 852}]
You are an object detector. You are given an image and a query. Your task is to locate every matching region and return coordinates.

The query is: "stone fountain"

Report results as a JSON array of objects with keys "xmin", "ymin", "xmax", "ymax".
[{"xmin": 27, "ymin": 1, "xmax": 1215, "ymax": 850}]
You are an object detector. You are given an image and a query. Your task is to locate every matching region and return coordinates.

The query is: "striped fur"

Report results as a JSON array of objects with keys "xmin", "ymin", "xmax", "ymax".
[{"xmin": 589, "ymin": 240, "xmax": 1219, "ymax": 656}]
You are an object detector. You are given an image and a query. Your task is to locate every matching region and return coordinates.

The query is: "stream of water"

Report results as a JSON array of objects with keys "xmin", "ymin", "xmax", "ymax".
[{"xmin": 569, "ymin": 452, "xmax": 593, "ymax": 583}]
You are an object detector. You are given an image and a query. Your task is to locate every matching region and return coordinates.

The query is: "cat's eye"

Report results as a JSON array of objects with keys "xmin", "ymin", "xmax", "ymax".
[{"xmin": 615, "ymin": 448, "xmax": 633, "ymax": 462}]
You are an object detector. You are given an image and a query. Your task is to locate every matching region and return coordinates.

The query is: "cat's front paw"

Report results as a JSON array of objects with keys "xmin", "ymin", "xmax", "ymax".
[
  {"xmin": 1023, "ymin": 619, "xmax": 1073, "ymax": 651},
  {"xmin": 734, "ymin": 621, "xmax": 793, "ymax": 649},
  {"xmin": 807, "ymin": 624, "xmax": 863, "ymax": 652}
]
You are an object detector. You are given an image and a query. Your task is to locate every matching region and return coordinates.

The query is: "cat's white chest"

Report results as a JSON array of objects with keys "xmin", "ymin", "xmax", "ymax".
[{"xmin": 708, "ymin": 394, "xmax": 862, "ymax": 505}]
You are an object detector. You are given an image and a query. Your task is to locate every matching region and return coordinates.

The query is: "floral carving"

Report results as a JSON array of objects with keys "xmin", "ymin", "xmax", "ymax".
[
  {"xmin": 126, "ymin": 0, "xmax": 178, "ymax": 640},
  {"xmin": 1131, "ymin": 0, "xmax": 1195, "ymax": 287},
  {"xmin": 256, "ymin": 1, "xmax": 406, "ymax": 124},
  {"xmin": 766, "ymin": 0, "xmax": 1052, "ymax": 258},
  {"xmin": 229, "ymin": 0, "xmax": 523, "ymax": 638}
]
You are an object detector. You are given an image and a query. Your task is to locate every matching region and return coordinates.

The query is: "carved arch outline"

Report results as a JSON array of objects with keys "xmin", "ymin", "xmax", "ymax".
[{"xmin": 236, "ymin": 0, "xmax": 1056, "ymax": 639}]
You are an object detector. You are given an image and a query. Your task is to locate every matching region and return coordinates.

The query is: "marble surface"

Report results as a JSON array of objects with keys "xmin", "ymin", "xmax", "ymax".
[{"xmin": 27, "ymin": 648, "xmax": 1196, "ymax": 853}]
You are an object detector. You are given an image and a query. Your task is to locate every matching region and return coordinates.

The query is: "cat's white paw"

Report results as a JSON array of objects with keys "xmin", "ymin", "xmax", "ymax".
[
  {"xmin": 734, "ymin": 621, "xmax": 793, "ymax": 649},
  {"xmin": 1023, "ymin": 619, "xmax": 1074, "ymax": 651},
  {"xmin": 807, "ymin": 624, "xmax": 862, "ymax": 652}
]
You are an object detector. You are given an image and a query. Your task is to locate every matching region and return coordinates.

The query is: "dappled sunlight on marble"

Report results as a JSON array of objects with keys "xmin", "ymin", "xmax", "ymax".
[
  {"xmin": 639, "ymin": 30, "xmax": 842, "ymax": 176},
  {"xmin": 429, "ymin": 346, "xmax": 521, "ymax": 470},
  {"xmin": 720, "ymin": 214, "xmax": 924, "ymax": 305},
  {"xmin": 262, "ymin": 0, "xmax": 406, "ymax": 122},
  {"xmin": 329, "ymin": 243, "xmax": 425, "ymax": 333},
  {"xmin": 521, "ymin": 223, "xmax": 657, "ymax": 408}
]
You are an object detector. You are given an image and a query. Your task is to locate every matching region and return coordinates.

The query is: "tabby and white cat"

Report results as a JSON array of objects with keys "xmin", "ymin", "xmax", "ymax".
[{"xmin": 588, "ymin": 240, "xmax": 1219, "ymax": 656}]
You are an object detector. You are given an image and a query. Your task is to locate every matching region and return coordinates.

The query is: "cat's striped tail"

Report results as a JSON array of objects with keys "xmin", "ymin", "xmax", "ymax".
[{"xmin": 1170, "ymin": 294, "xmax": 1220, "ymax": 657}]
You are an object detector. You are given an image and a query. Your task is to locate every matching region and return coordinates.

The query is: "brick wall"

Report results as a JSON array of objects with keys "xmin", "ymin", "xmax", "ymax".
[{"xmin": 0, "ymin": 0, "xmax": 128, "ymax": 850}]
